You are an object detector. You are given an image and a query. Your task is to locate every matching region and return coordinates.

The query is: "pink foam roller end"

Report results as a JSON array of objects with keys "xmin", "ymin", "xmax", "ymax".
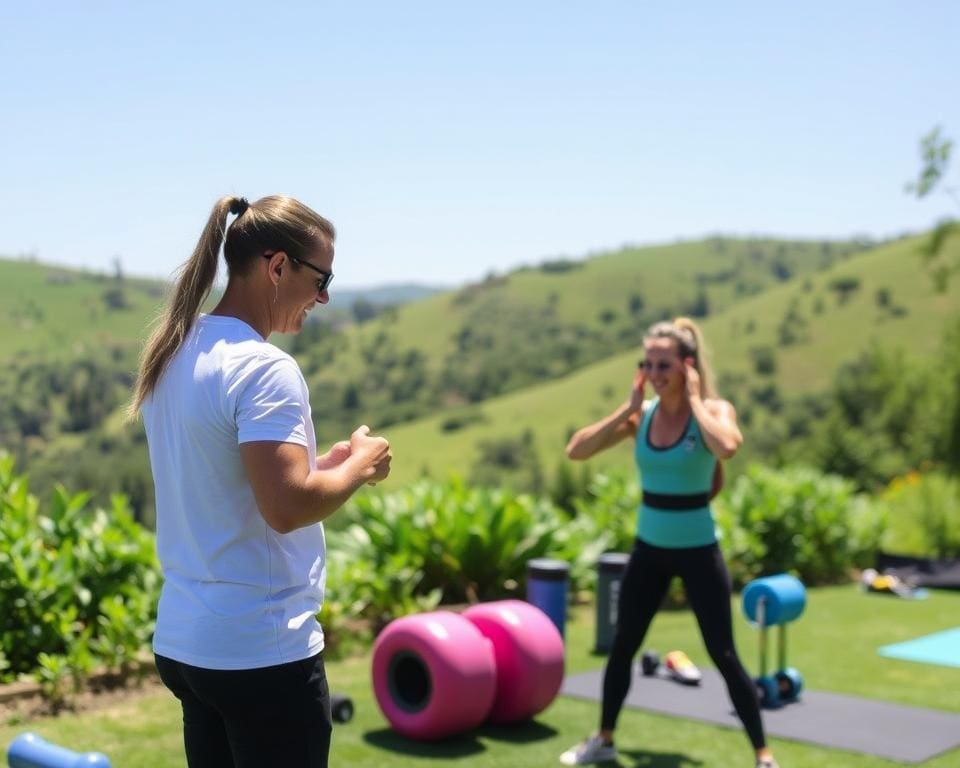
[
  {"xmin": 463, "ymin": 599, "xmax": 565, "ymax": 724},
  {"xmin": 372, "ymin": 611, "xmax": 496, "ymax": 740}
]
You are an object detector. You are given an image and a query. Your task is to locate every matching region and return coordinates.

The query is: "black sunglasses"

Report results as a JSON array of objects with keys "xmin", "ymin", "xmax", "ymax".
[
  {"xmin": 638, "ymin": 359, "xmax": 673, "ymax": 374},
  {"xmin": 263, "ymin": 251, "xmax": 333, "ymax": 293}
]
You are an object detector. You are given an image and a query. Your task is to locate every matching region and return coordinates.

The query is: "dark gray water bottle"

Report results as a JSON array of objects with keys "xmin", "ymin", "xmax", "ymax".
[{"xmin": 594, "ymin": 552, "xmax": 630, "ymax": 653}]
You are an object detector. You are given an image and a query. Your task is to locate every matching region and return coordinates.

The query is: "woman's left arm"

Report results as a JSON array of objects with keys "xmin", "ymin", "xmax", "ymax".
[{"xmin": 684, "ymin": 362, "xmax": 743, "ymax": 460}]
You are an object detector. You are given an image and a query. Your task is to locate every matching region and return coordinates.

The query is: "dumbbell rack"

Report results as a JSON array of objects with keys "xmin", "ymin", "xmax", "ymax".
[
  {"xmin": 753, "ymin": 596, "xmax": 802, "ymax": 708},
  {"xmin": 742, "ymin": 574, "xmax": 806, "ymax": 709}
]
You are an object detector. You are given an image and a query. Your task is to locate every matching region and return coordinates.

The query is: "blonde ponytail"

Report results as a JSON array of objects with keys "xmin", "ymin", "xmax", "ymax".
[
  {"xmin": 644, "ymin": 317, "xmax": 718, "ymax": 399},
  {"xmin": 127, "ymin": 196, "xmax": 241, "ymax": 418},
  {"xmin": 673, "ymin": 317, "xmax": 717, "ymax": 399}
]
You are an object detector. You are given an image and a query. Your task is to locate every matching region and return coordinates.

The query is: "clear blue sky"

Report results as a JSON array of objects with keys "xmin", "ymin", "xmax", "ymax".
[{"xmin": 1, "ymin": 1, "xmax": 958, "ymax": 288}]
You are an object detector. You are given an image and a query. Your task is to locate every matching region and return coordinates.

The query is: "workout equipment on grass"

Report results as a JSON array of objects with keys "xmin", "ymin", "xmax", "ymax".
[
  {"xmin": 330, "ymin": 693, "xmax": 354, "ymax": 723},
  {"xmin": 594, "ymin": 552, "xmax": 630, "ymax": 653},
  {"xmin": 372, "ymin": 599, "xmax": 564, "ymax": 739},
  {"xmin": 640, "ymin": 649, "xmax": 660, "ymax": 676},
  {"xmin": 638, "ymin": 649, "xmax": 702, "ymax": 685},
  {"xmin": 7, "ymin": 733, "xmax": 110, "ymax": 768},
  {"xmin": 742, "ymin": 574, "xmax": 806, "ymax": 708},
  {"xmin": 664, "ymin": 650, "xmax": 702, "ymax": 685},
  {"xmin": 526, "ymin": 558, "xmax": 570, "ymax": 637}
]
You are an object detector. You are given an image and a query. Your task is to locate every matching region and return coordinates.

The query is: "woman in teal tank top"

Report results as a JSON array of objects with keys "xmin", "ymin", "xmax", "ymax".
[{"xmin": 559, "ymin": 318, "xmax": 777, "ymax": 768}]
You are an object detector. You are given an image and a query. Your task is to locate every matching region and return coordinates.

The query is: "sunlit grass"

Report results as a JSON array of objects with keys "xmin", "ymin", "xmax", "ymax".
[{"xmin": 3, "ymin": 586, "xmax": 959, "ymax": 767}]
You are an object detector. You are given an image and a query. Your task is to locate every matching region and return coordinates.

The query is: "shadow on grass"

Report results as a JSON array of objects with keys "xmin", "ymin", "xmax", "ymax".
[
  {"xmin": 476, "ymin": 718, "xmax": 559, "ymax": 743},
  {"xmin": 363, "ymin": 728, "xmax": 486, "ymax": 758},
  {"xmin": 617, "ymin": 747, "xmax": 704, "ymax": 767}
]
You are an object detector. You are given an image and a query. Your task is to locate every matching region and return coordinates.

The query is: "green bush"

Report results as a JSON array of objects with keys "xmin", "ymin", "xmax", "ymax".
[
  {"xmin": 0, "ymin": 454, "xmax": 160, "ymax": 686},
  {"xmin": 567, "ymin": 470, "xmax": 683, "ymax": 606},
  {"xmin": 321, "ymin": 478, "xmax": 621, "ymax": 639},
  {"xmin": 569, "ymin": 471, "xmax": 639, "ymax": 555},
  {"xmin": 328, "ymin": 479, "xmax": 582, "ymax": 608},
  {"xmin": 879, "ymin": 472, "xmax": 960, "ymax": 558},
  {"xmin": 714, "ymin": 464, "xmax": 886, "ymax": 587}
]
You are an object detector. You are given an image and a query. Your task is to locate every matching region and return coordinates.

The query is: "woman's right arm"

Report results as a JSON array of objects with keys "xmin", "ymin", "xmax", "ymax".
[{"xmin": 565, "ymin": 370, "xmax": 646, "ymax": 461}]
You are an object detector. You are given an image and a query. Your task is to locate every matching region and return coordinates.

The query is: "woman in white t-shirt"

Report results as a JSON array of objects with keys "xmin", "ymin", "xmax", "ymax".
[{"xmin": 130, "ymin": 195, "xmax": 391, "ymax": 768}]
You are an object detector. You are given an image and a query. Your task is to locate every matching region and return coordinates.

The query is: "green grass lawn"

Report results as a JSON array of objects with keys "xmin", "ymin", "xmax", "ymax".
[{"xmin": 3, "ymin": 586, "xmax": 960, "ymax": 767}]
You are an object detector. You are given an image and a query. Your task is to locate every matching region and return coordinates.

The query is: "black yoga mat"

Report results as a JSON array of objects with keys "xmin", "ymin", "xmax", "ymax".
[{"xmin": 561, "ymin": 668, "xmax": 960, "ymax": 763}]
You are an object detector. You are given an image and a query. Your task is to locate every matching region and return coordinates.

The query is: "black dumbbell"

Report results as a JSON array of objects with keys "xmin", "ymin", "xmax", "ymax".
[
  {"xmin": 331, "ymin": 693, "xmax": 354, "ymax": 723},
  {"xmin": 640, "ymin": 650, "xmax": 660, "ymax": 677},
  {"xmin": 775, "ymin": 668, "xmax": 803, "ymax": 702}
]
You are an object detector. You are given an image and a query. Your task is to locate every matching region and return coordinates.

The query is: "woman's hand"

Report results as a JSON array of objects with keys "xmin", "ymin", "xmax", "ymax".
[
  {"xmin": 629, "ymin": 369, "xmax": 647, "ymax": 412},
  {"xmin": 566, "ymin": 366, "xmax": 646, "ymax": 461}
]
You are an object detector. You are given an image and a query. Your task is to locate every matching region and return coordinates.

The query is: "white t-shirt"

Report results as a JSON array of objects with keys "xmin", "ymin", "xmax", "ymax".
[{"xmin": 143, "ymin": 314, "xmax": 325, "ymax": 670}]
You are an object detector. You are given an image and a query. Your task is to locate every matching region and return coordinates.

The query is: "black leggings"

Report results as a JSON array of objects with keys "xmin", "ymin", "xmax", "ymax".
[
  {"xmin": 601, "ymin": 539, "xmax": 766, "ymax": 750},
  {"xmin": 156, "ymin": 653, "xmax": 332, "ymax": 768}
]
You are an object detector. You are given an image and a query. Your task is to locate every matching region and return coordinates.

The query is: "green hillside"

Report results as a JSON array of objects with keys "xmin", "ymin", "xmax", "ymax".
[
  {"xmin": 0, "ymin": 237, "xmax": 869, "ymax": 370},
  {"xmin": 377, "ymin": 233, "xmax": 960, "ymax": 487},
  {"xmin": 0, "ymin": 258, "xmax": 165, "ymax": 360},
  {"xmin": 293, "ymin": 238, "xmax": 876, "ymax": 442},
  {"xmin": 0, "ymin": 257, "xmax": 441, "ymax": 362},
  {"xmin": 302, "ymin": 238, "xmax": 869, "ymax": 383},
  {"xmin": 2, "ymin": 233, "xmax": 955, "ymax": 518}
]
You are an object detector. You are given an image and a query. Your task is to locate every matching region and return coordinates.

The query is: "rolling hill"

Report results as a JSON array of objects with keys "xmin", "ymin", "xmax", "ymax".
[
  {"xmin": 374, "ymin": 232, "xmax": 960, "ymax": 486},
  {"xmin": 1, "ymin": 231, "xmax": 956, "ymax": 516}
]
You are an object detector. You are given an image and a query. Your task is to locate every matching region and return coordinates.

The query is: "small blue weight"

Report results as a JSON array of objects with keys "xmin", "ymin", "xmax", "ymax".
[
  {"xmin": 7, "ymin": 732, "xmax": 112, "ymax": 768},
  {"xmin": 775, "ymin": 668, "xmax": 804, "ymax": 702},
  {"xmin": 742, "ymin": 574, "xmax": 806, "ymax": 626},
  {"xmin": 755, "ymin": 676, "xmax": 780, "ymax": 709}
]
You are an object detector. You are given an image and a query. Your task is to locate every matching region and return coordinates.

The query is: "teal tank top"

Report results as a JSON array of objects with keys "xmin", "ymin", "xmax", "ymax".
[{"xmin": 634, "ymin": 398, "xmax": 718, "ymax": 548}]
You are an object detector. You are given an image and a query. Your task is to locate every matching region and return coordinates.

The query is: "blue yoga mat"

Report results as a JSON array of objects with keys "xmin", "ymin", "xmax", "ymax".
[{"xmin": 879, "ymin": 627, "xmax": 960, "ymax": 668}]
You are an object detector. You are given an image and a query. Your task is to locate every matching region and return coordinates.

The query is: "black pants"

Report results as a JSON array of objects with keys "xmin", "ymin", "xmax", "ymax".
[
  {"xmin": 601, "ymin": 539, "xmax": 766, "ymax": 750},
  {"xmin": 156, "ymin": 653, "xmax": 332, "ymax": 768}
]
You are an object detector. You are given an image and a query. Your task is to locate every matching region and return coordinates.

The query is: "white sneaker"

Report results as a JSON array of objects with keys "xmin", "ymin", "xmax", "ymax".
[
  {"xmin": 559, "ymin": 735, "xmax": 617, "ymax": 765},
  {"xmin": 756, "ymin": 758, "xmax": 780, "ymax": 768},
  {"xmin": 664, "ymin": 650, "xmax": 702, "ymax": 686}
]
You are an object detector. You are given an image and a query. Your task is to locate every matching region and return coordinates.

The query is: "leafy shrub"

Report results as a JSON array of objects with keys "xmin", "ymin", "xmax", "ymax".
[
  {"xmin": 714, "ymin": 464, "xmax": 885, "ymax": 587},
  {"xmin": 785, "ymin": 322, "xmax": 960, "ymax": 491},
  {"xmin": 565, "ymin": 470, "xmax": 671, "ymax": 598},
  {"xmin": 750, "ymin": 346, "xmax": 777, "ymax": 376},
  {"xmin": 829, "ymin": 276, "xmax": 861, "ymax": 303},
  {"xmin": 439, "ymin": 407, "xmax": 486, "ymax": 433},
  {"xmin": 0, "ymin": 454, "xmax": 160, "ymax": 687},
  {"xmin": 878, "ymin": 472, "xmax": 960, "ymax": 558},
  {"xmin": 469, "ymin": 430, "xmax": 544, "ymax": 492},
  {"xmin": 569, "ymin": 471, "xmax": 639, "ymax": 556},
  {"xmin": 327, "ymin": 479, "xmax": 585, "ymax": 613},
  {"xmin": 750, "ymin": 383, "xmax": 783, "ymax": 413}
]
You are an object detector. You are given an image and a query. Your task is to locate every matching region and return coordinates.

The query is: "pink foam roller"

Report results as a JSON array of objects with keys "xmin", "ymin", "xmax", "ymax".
[
  {"xmin": 372, "ymin": 611, "xmax": 496, "ymax": 740},
  {"xmin": 463, "ymin": 599, "xmax": 565, "ymax": 724}
]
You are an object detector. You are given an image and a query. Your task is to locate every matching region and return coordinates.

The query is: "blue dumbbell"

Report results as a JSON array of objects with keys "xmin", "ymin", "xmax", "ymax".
[
  {"xmin": 742, "ymin": 574, "xmax": 806, "ymax": 709},
  {"xmin": 7, "ymin": 732, "xmax": 111, "ymax": 768},
  {"xmin": 775, "ymin": 667, "xmax": 804, "ymax": 702},
  {"xmin": 755, "ymin": 675, "xmax": 780, "ymax": 708}
]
